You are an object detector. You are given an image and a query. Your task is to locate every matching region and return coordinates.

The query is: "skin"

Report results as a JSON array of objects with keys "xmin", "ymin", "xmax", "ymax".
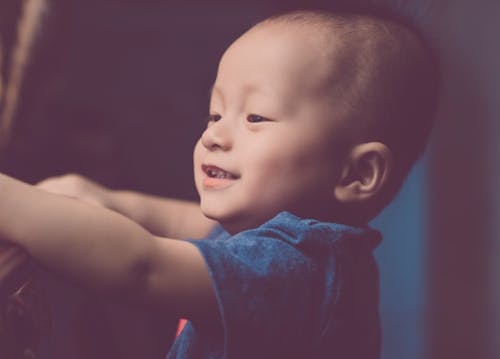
[
  {"xmin": 193, "ymin": 24, "xmax": 353, "ymax": 234},
  {"xmin": 36, "ymin": 174, "xmax": 216, "ymax": 239}
]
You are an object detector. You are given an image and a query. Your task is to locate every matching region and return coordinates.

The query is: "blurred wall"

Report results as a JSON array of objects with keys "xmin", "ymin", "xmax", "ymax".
[
  {"xmin": 372, "ymin": 158, "xmax": 429, "ymax": 359},
  {"xmin": 428, "ymin": 1, "xmax": 500, "ymax": 359}
]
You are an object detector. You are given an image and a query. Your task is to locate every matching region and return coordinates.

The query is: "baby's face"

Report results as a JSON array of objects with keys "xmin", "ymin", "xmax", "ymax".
[{"xmin": 193, "ymin": 24, "xmax": 349, "ymax": 233}]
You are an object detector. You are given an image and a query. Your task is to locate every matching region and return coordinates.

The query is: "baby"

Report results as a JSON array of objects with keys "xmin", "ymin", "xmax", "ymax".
[{"xmin": 0, "ymin": 8, "xmax": 438, "ymax": 359}]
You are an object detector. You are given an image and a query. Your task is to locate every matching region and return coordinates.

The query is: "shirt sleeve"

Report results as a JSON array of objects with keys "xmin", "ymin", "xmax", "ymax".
[{"xmin": 188, "ymin": 214, "xmax": 325, "ymax": 359}]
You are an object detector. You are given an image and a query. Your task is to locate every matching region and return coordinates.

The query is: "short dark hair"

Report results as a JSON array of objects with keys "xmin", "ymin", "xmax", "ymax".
[{"xmin": 262, "ymin": 8, "xmax": 440, "ymax": 214}]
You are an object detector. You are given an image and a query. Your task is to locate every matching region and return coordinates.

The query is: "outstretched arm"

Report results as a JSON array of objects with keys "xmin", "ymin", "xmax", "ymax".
[
  {"xmin": 0, "ymin": 173, "xmax": 216, "ymax": 320},
  {"xmin": 37, "ymin": 174, "xmax": 216, "ymax": 239}
]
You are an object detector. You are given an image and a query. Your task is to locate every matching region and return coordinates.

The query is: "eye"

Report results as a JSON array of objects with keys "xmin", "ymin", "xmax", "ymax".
[
  {"xmin": 246, "ymin": 114, "xmax": 269, "ymax": 123},
  {"xmin": 206, "ymin": 114, "xmax": 221, "ymax": 123}
]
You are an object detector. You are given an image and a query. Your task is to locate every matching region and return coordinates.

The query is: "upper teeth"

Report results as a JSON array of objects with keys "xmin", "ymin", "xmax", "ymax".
[{"xmin": 208, "ymin": 168, "xmax": 231, "ymax": 179}]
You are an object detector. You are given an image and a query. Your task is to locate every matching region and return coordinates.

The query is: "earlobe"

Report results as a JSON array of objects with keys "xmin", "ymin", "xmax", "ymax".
[{"xmin": 334, "ymin": 142, "xmax": 393, "ymax": 204}]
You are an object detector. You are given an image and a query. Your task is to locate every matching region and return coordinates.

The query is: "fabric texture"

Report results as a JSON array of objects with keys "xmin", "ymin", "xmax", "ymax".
[{"xmin": 167, "ymin": 211, "xmax": 381, "ymax": 359}]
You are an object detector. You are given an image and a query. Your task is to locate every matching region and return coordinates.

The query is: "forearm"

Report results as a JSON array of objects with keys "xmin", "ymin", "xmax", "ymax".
[
  {"xmin": 104, "ymin": 190, "xmax": 216, "ymax": 239},
  {"xmin": 36, "ymin": 174, "xmax": 217, "ymax": 239},
  {"xmin": 0, "ymin": 173, "xmax": 158, "ymax": 297}
]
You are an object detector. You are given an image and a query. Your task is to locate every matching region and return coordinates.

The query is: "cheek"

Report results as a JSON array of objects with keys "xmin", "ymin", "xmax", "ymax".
[
  {"xmin": 248, "ymin": 145, "xmax": 334, "ymax": 196},
  {"xmin": 193, "ymin": 139, "xmax": 204, "ymax": 184},
  {"xmin": 193, "ymin": 139, "xmax": 203, "ymax": 163},
  {"xmin": 243, "ymin": 148, "xmax": 304, "ymax": 196},
  {"xmin": 255, "ymin": 145, "xmax": 312, "ymax": 177}
]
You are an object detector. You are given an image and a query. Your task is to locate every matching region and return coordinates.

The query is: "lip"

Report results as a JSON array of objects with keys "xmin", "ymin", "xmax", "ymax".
[{"xmin": 201, "ymin": 164, "xmax": 239, "ymax": 189}]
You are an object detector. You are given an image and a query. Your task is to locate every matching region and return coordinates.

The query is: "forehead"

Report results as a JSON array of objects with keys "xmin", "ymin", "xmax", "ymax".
[{"xmin": 215, "ymin": 23, "xmax": 340, "ymax": 98}]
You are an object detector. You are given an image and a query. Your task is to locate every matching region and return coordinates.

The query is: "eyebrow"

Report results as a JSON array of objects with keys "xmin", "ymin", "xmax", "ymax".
[{"xmin": 209, "ymin": 85, "xmax": 225, "ymax": 106}]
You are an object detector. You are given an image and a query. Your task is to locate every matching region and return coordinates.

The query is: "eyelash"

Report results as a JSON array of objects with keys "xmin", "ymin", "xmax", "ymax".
[
  {"xmin": 206, "ymin": 114, "xmax": 221, "ymax": 123},
  {"xmin": 206, "ymin": 114, "xmax": 270, "ymax": 124},
  {"xmin": 246, "ymin": 114, "xmax": 269, "ymax": 123}
]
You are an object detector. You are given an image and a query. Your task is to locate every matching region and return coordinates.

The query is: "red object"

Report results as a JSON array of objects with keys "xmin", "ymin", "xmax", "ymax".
[{"xmin": 176, "ymin": 318, "xmax": 187, "ymax": 337}]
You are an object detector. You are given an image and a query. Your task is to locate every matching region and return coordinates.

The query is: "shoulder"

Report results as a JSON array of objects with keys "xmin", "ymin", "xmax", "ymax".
[
  {"xmin": 190, "ymin": 211, "xmax": 381, "ymax": 278},
  {"xmin": 232, "ymin": 211, "xmax": 381, "ymax": 250}
]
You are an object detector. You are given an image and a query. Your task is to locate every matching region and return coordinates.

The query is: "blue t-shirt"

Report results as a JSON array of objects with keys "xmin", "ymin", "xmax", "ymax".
[{"xmin": 167, "ymin": 211, "xmax": 381, "ymax": 359}]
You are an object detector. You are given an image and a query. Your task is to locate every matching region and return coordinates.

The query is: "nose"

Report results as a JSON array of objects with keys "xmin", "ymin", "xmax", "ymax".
[{"xmin": 201, "ymin": 118, "xmax": 233, "ymax": 151}]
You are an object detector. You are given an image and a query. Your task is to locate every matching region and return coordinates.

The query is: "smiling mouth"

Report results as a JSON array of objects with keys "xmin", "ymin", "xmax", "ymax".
[{"xmin": 202, "ymin": 164, "xmax": 239, "ymax": 180}]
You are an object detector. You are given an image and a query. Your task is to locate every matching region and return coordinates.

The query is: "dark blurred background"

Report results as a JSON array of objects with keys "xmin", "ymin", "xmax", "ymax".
[{"xmin": 1, "ymin": 0, "xmax": 500, "ymax": 358}]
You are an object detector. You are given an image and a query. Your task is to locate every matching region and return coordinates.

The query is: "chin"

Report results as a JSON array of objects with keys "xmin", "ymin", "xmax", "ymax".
[
  {"xmin": 200, "ymin": 199, "xmax": 282, "ymax": 234},
  {"xmin": 199, "ymin": 207, "xmax": 220, "ymax": 223},
  {"xmin": 200, "ymin": 207, "xmax": 245, "ymax": 234},
  {"xmin": 199, "ymin": 202, "xmax": 232, "ymax": 224}
]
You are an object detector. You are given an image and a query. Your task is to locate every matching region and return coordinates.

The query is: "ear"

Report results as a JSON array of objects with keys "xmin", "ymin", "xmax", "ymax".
[{"xmin": 334, "ymin": 142, "xmax": 393, "ymax": 204}]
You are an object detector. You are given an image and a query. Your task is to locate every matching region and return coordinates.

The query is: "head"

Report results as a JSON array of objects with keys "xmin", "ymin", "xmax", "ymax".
[{"xmin": 193, "ymin": 9, "xmax": 439, "ymax": 234}]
